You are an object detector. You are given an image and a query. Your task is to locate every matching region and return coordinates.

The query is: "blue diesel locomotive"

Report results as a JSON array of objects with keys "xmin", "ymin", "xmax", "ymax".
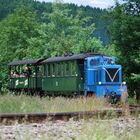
[{"xmin": 84, "ymin": 55, "xmax": 127, "ymax": 102}]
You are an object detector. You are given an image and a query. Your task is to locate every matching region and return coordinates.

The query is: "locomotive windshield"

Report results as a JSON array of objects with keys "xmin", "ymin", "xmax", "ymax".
[
  {"xmin": 89, "ymin": 56, "xmax": 115, "ymax": 66},
  {"xmin": 103, "ymin": 56, "xmax": 115, "ymax": 65}
]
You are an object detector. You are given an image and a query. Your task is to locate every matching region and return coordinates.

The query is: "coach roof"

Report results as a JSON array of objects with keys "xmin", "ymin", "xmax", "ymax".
[
  {"xmin": 8, "ymin": 59, "xmax": 44, "ymax": 66},
  {"xmin": 42, "ymin": 53, "xmax": 107, "ymax": 63}
]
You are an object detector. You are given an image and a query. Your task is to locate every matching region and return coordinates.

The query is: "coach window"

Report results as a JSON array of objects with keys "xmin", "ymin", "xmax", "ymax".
[
  {"xmin": 55, "ymin": 63, "xmax": 58, "ymax": 76},
  {"xmin": 56, "ymin": 63, "xmax": 59, "ymax": 77},
  {"xmin": 56, "ymin": 63, "xmax": 58, "ymax": 76},
  {"xmin": 69, "ymin": 62, "xmax": 71, "ymax": 76},
  {"xmin": 52, "ymin": 63, "xmax": 55, "ymax": 77},
  {"xmin": 47, "ymin": 64, "xmax": 51, "ymax": 77},
  {"xmin": 44, "ymin": 65, "xmax": 46, "ymax": 76},
  {"xmin": 10, "ymin": 66, "xmax": 20, "ymax": 78},
  {"xmin": 70, "ymin": 62, "xmax": 72, "ymax": 76},
  {"xmin": 57, "ymin": 63, "xmax": 61, "ymax": 76},
  {"xmin": 71, "ymin": 61, "xmax": 75, "ymax": 76},
  {"xmin": 41, "ymin": 65, "xmax": 45, "ymax": 76},
  {"xmin": 60, "ymin": 63, "xmax": 63, "ymax": 76},
  {"xmin": 70, "ymin": 61, "xmax": 73, "ymax": 76},
  {"xmin": 41, "ymin": 65, "xmax": 44, "ymax": 76},
  {"xmin": 65, "ymin": 62, "xmax": 69, "ymax": 76},
  {"xmin": 56, "ymin": 63, "xmax": 58, "ymax": 77}
]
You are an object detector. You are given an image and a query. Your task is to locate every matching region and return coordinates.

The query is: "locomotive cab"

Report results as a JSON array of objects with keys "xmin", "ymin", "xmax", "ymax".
[{"xmin": 84, "ymin": 55, "xmax": 127, "ymax": 102}]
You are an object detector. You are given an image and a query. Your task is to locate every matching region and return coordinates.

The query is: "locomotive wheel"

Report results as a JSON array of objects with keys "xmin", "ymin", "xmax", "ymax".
[{"xmin": 87, "ymin": 92, "xmax": 95, "ymax": 97}]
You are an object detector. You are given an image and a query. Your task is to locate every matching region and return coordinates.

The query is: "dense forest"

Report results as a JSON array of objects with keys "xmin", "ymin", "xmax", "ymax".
[
  {"xmin": 0, "ymin": 0, "xmax": 139, "ymax": 100},
  {"xmin": 0, "ymin": 0, "xmax": 111, "ymax": 45}
]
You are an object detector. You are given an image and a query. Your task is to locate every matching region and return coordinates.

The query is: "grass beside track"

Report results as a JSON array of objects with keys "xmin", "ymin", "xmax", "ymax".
[{"xmin": 0, "ymin": 94, "xmax": 109, "ymax": 113}]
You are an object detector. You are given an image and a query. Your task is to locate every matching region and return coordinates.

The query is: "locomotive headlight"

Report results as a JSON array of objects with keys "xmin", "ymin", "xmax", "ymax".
[
  {"xmin": 99, "ymin": 81, "xmax": 102, "ymax": 85},
  {"xmin": 123, "ymin": 81, "xmax": 126, "ymax": 85}
]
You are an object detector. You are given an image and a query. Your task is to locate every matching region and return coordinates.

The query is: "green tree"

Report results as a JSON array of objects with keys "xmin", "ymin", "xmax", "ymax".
[
  {"xmin": 110, "ymin": 0, "xmax": 140, "ymax": 100},
  {"xmin": 40, "ymin": 1, "xmax": 103, "ymax": 57},
  {"xmin": 131, "ymin": 51, "xmax": 140, "ymax": 81},
  {"xmin": 0, "ymin": 5, "xmax": 41, "ymax": 79}
]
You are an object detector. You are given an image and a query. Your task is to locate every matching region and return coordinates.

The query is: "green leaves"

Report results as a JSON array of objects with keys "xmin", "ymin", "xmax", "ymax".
[
  {"xmin": 40, "ymin": 2, "xmax": 103, "ymax": 57},
  {"xmin": 110, "ymin": 0, "xmax": 140, "ymax": 96},
  {"xmin": 0, "ymin": 5, "xmax": 41, "ymax": 79},
  {"xmin": 131, "ymin": 52, "xmax": 140, "ymax": 82}
]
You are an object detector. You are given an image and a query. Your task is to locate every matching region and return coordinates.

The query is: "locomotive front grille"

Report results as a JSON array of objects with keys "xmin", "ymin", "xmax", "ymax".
[{"xmin": 105, "ymin": 68, "xmax": 120, "ymax": 82}]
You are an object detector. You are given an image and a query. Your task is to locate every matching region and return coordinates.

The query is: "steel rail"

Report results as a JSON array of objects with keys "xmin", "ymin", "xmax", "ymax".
[
  {"xmin": 0, "ymin": 108, "xmax": 139, "ymax": 125},
  {"xmin": 129, "ymin": 104, "xmax": 140, "ymax": 108},
  {"xmin": 111, "ymin": 104, "xmax": 140, "ymax": 109}
]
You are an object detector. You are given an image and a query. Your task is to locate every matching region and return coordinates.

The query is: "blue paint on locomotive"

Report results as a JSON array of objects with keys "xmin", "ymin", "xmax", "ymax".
[{"xmin": 84, "ymin": 56, "xmax": 127, "ymax": 101}]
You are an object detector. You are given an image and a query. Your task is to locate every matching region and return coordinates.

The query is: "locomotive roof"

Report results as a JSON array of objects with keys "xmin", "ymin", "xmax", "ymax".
[
  {"xmin": 8, "ymin": 59, "xmax": 44, "ymax": 66},
  {"xmin": 42, "ymin": 53, "xmax": 107, "ymax": 63}
]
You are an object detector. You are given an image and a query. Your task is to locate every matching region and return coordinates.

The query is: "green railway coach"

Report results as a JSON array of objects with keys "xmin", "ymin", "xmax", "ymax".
[
  {"xmin": 41, "ymin": 54, "xmax": 91, "ymax": 96},
  {"xmin": 8, "ymin": 59, "xmax": 43, "ymax": 95}
]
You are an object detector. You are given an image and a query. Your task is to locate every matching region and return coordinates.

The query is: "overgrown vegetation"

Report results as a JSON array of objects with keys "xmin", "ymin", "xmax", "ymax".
[
  {"xmin": 78, "ymin": 119, "xmax": 140, "ymax": 140},
  {"xmin": 0, "ymin": 95, "xmax": 108, "ymax": 113}
]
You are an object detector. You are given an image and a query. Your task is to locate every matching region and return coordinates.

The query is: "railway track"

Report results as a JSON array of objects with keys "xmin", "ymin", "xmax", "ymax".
[
  {"xmin": 129, "ymin": 104, "xmax": 140, "ymax": 109},
  {"xmin": 0, "ymin": 107, "xmax": 139, "ymax": 125},
  {"xmin": 111, "ymin": 104, "xmax": 140, "ymax": 109}
]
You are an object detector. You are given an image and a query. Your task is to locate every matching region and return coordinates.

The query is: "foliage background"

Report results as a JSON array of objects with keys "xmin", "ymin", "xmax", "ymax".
[{"xmin": 109, "ymin": 0, "xmax": 140, "ymax": 99}]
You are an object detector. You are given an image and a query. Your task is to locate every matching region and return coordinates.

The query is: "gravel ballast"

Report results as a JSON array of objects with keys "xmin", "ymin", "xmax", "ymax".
[{"xmin": 0, "ymin": 117, "xmax": 139, "ymax": 140}]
